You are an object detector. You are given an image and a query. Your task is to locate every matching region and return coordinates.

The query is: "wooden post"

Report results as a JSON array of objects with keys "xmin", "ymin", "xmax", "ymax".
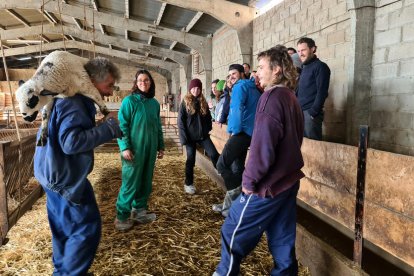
[
  {"xmin": 353, "ymin": 125, "xmax": 369, "ymax": 266},
  {"xmin": 0, "ymin": 142, "xmax": 9, "ymax": 245}
]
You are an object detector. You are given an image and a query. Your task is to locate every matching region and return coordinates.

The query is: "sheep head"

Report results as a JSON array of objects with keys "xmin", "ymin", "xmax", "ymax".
[{"xmin": 15, "ymin": 79, "xmax": 56, "ymax": 122}]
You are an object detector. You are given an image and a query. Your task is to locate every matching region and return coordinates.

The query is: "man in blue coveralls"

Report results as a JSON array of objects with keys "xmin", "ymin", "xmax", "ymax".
[{"xmin": 34, "ymin": 57, "xmax": 122, "ymax": 275}]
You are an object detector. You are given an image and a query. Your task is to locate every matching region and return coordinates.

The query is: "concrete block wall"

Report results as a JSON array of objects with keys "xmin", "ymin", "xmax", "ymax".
[
  {"xmin": 253, "ymin": 0, "xmax": 351, "ymax": 143},
  {"xmin": 179, "ymin": 65, "xmax": 208, "ymax": 102},
  {"xmin": 371, "ymin": 0, "xmax": 414, "ymax": 155},
  {"xmin": 179, "ymin": 66, "xmax": 189, "ymax": 102},
  {"xmin": 116, "ymin": 63, "xmax": 167, "ymax": 105},
  {"xmin": 212, "ymin": 25, "xmax": 243, "ymax": 80}
]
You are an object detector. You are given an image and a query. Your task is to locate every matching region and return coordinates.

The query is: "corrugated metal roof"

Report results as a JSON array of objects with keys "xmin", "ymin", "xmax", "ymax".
[
  {"xmin": 0, "ymin": 0, "xmax": 254, "ymax": 69},
  {"xmin": 160, "ymin": 5, "xmax": 197, "ymax": 31}
]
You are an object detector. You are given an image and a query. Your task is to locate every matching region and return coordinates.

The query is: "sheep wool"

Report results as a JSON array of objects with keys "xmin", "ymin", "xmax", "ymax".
[{"xmin": 15, "ymin": 50, "xmax": 110, "ymax": 146}]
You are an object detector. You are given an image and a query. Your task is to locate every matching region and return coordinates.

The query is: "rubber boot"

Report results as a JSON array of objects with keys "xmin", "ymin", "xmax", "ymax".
[
  {"xmin": 131, "ymin": 208, "xmax": 156, "ymax": 224},
  {"xmin": 212, "ymin": 203, "xmax": 223, "ymax": 212},
  {"xmin": 221, "ymin": 186, "xmax": 242, "ymax": 217}
]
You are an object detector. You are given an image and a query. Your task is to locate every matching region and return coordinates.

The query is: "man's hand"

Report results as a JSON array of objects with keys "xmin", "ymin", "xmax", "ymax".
[
  {"xmin": 242, "ymin": 186, "xmax": 254, "ymax": 195},
  {"xmin": 157, "ymin": 150, "xmax": 164, "ymax": 159},
  {"xmin": 122, "ymin": 149, "xmax": 134, "ymax": 161}
]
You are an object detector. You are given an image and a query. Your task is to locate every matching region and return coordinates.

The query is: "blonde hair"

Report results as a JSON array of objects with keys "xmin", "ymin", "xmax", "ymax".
[{"xmin": 184, "ymin": 92, "xmax": 209, "ymax": 116}]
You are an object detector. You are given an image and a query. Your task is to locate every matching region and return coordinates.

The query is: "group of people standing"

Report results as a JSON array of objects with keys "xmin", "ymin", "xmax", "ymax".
[
  {"xmin": 177, "ymin": 37, "xmax": 331, "ymax": 275},
  {"xmin": 32, "ymin": 36, "xmax": 330, "ymax": 275}
]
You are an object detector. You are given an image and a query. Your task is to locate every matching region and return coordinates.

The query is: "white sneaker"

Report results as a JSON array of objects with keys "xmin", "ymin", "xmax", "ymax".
[{"xmin": 184, "ymin": 184, "xmax": 196, "ymax": 195}]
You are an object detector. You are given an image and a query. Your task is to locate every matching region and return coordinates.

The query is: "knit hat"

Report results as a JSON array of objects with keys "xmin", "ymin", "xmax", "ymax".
[
  {"xmin": 188, "ymin": 78, "xmax": 202, "ymax": 91},
  {"xmin": 228, "ymin": 64, "xmax": 244, "ymax": 73},
  {"xmin": 291, "ymin": 53, "xmax": 302, "ymax": 69},
  {"xmin": 216, "ymin": 80, "xmax": 225, "ymax": 91}
]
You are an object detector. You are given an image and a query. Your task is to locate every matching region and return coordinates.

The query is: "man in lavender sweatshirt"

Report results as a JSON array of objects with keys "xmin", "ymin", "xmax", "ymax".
[{"xmin": 213, "ymin": 45, "xmax": 304, "ymax": 276}]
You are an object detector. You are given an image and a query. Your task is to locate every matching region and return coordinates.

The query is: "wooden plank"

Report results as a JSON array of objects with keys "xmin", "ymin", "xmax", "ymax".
[
  {"xmin": 0, "ymin": 81, "xmax": 19, "ymax": 93},
  {"xmin": 299, "ymin": 139, "xmax": 358, "ymax": 230},
  {"xmin": 193, "ymin": 147, "xmax": 225, "ymax": 191},
  {"xmin": 301, "ymin": 139, "xmax": 358, "ymax": 193},
  {"xmin": 296, "ymin": 224, "xmax": 368, "ymax": 276},
  {"xmin": 1, "ymin": 69, "xmax": 36, "ymax": 81},
  {"xmin": 365, "ymin": 149, "xmax": 414, "ymax": 218},
  {"xmin": 298, "ymin": 178, "xmax": 355, "ymax": 230},
  {"xmin": 364, "ymin": 201, "xmax": 414, "ymax": 267},
  {"xmin": 210, "ymin": 136, "xmax": 226, "ymax": 154},
  {"xmin": 0, "ymin": 143, "xmax": 9, "ymax": 245},
  {"xmin": 364, "ymin": 148, "xmax": 414, "ymax": 268},
  {"xmin": 299, "ymin": 139, "xmax": 414, "ymax": 269}
]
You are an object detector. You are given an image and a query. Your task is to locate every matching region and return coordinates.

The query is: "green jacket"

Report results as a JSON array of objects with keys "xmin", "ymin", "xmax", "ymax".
[{"xmin": 118, "ymin": 94, "xmax": 165, "ymax": 156}]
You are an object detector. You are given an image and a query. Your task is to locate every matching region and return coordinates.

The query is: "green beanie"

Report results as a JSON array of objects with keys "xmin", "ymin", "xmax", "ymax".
[{"xmin": 216, "ymin": 80, "xmax": 226, "ymax": 91}]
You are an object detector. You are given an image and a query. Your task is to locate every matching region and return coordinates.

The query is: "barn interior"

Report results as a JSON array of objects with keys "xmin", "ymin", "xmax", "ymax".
[{"xmin": 0, "ymin": 0, "xmax": 413, "ymax": 275}]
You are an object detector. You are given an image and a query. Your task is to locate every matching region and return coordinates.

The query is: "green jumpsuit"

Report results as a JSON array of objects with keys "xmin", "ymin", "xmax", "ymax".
[{"xmin": 116, "ymin": 93, "xmax": 165, "ymax": 221}]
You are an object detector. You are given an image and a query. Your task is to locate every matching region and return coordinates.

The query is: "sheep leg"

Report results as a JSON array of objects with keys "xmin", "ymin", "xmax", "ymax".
[{"xmin": 36, "ymin": 101, "xmax": 53, "ymax": 146}]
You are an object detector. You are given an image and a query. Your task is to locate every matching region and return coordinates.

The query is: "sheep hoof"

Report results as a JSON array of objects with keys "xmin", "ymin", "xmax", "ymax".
[{"xmin": 36, "ymin": 136, "xmax": 48, "ymax": 147}]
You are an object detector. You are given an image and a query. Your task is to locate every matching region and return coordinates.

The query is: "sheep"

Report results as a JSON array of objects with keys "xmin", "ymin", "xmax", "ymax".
[{"xmin": 15, "ymin": 51, "xmax": 111, "ymax": 146}]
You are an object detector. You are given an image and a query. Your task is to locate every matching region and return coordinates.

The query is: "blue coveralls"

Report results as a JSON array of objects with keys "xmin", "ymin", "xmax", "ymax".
[{"xmin": 34, "ymin": 95, "xmax": 120, "ymax": 275}]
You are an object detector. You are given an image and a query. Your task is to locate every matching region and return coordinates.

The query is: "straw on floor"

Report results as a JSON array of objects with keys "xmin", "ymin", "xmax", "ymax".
[{"xmin": 0, "ymin": 151, "xmax": 310, "ymax": 275}]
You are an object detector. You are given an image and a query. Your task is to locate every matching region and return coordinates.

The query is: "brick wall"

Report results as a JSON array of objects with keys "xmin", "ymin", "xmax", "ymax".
[{"xmin": 371, "ymin": 0, "xmax": 414, "ymax": 155}]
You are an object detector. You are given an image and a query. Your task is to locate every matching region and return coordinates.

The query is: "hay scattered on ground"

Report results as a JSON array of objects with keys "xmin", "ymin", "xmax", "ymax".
[
  {"xmin": 0, "ymin": 151, "xmax": 310, "ymax": 275},
  {"xmin": 7, "ymin": 177, "xmax": 40, "ymax": 213}
]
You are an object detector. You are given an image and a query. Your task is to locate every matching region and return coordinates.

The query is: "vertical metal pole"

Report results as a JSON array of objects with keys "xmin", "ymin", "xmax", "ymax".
[{"xmin": 353, "ymin": 125, "xmax": 369, "ymax": 266}]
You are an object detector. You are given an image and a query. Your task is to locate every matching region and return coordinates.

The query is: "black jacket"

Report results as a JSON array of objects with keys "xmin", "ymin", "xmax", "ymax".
[{"xmin": 178, "ymin": 100, "xmax": 212, "ymax": 145}]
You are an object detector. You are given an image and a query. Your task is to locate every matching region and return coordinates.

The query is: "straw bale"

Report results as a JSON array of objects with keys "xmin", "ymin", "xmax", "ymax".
[{"xmin": 0, "ymin": 152, "xmax": 310, "ymax": 275}]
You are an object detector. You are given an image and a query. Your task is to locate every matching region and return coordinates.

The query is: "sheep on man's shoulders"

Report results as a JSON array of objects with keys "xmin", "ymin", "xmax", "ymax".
[{"xmin": 15, "ymin": 50, "xmax": 116, "ymax": 146}]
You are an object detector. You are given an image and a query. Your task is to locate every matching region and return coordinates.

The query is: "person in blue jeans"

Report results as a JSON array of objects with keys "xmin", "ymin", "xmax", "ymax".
[
  {"xmin": 214, "ymin": 45, "xmax": 305, "ymax": 276},
  {"xmin": 34, "ymin": 57, "xmax": 122, "ymax": 275},
  {"xmin": 178, "ymin": 78, "xmax": 219, "ymax": 195}
]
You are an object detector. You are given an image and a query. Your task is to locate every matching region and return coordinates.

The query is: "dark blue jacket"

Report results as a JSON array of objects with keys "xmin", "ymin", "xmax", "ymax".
[
  {"xmin": 227, "ymin": 79, "xmax": 261, "ymax": 136},
  {"xmin": 296, "ymin": 57, "xmax": 330, "ymax": 117},
  {"xmin": 34, "ymin": 94, "xmax": 120, "ymax": 204}
]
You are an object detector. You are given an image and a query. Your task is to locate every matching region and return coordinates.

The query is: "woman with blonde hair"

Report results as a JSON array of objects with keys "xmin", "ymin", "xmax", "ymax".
[{"xmin": 178, "ymin": 78, "xmax": 219, "ymax": 194}]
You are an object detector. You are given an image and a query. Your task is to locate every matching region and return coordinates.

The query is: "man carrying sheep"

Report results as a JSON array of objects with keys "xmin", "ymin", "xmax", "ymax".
[{"xmin": 34, "ymin": 56, "xmax": 122, "ymax": 275}]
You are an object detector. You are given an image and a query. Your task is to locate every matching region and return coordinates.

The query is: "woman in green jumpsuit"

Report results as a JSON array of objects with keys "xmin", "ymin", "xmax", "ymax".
[{"xmin": 115, "ymin": 69, "xmax": 165, "ymax": 231}]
